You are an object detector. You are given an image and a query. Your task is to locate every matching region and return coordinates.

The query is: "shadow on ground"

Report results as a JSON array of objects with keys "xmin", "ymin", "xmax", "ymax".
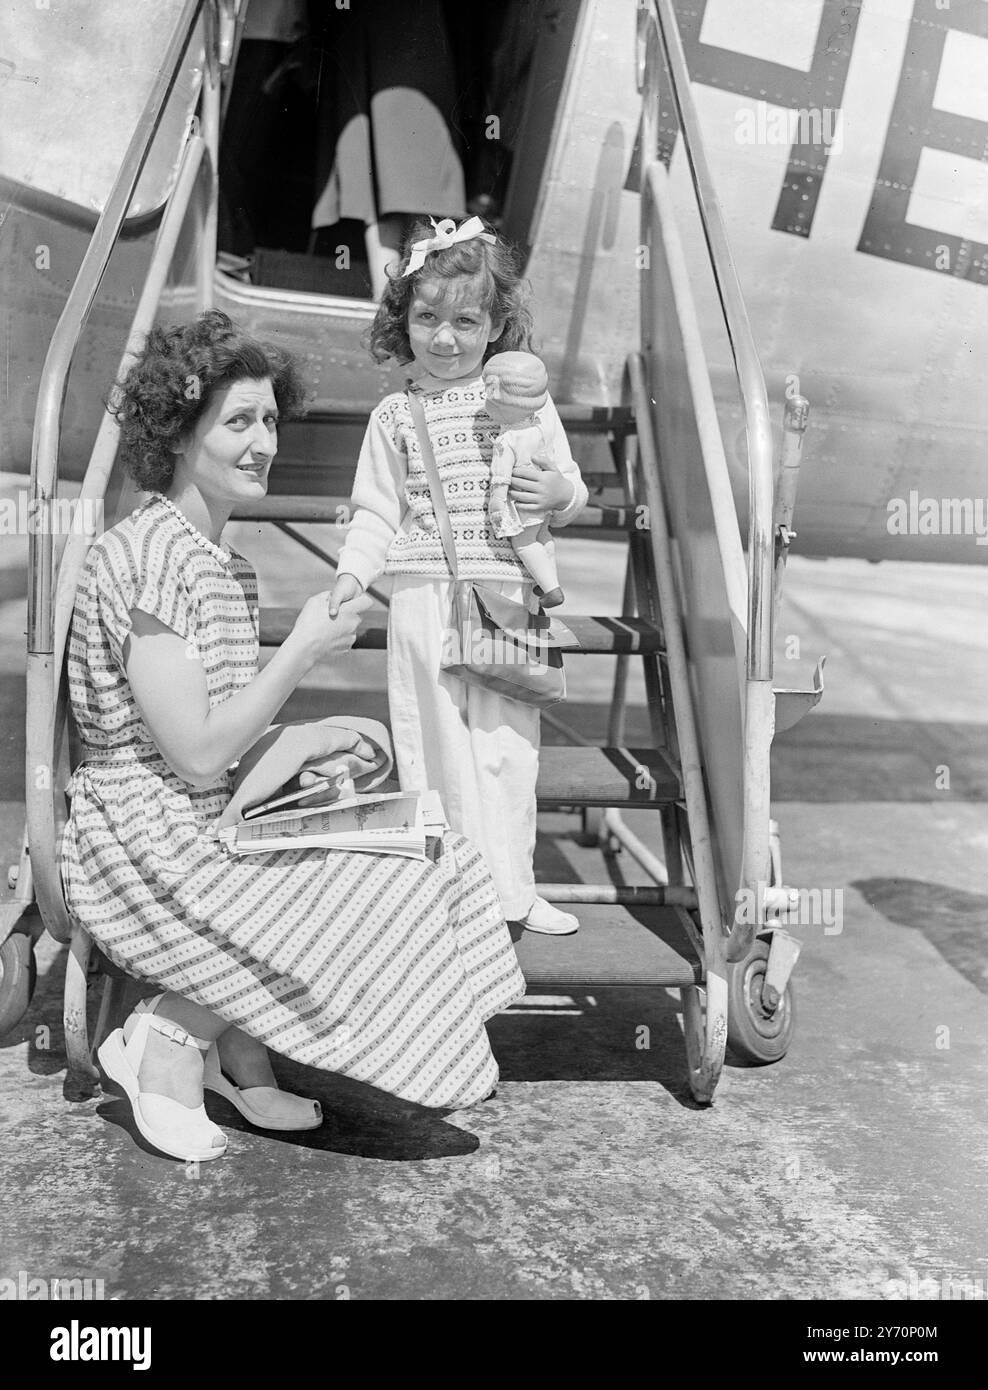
[
  {"xmin": 489, "ymin": 986, "xmax": 705, "ymax": 1108},
  {"xmin": 853, "ymin": 877, "xmax": 988, "ymax": 993},
  {"xmin": 6, "ymin": 931, "xmax": 709, "ymax": 1168}
]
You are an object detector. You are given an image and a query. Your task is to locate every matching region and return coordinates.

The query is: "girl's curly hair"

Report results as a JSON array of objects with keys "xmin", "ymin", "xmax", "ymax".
[
  {"xmin": 109, "ymin": 310, "xmax": 308, "ymax": 491},
  {"xmin": 367, "ymin": 220, "xmax": 534, "ymax": 366}
]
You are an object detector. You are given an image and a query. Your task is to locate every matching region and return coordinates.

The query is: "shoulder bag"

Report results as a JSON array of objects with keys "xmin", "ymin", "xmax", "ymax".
[{"xmin": 406, "ymin": 388, "xmax": 569, "ymax": 708}]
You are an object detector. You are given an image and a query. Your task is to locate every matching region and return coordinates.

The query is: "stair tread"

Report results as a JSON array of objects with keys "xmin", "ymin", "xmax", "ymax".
[
  {"xmin": 234, "ymin": 496, "xmax": 635, "ymax": 529},
  {"xmin": 258, "ymin": 608, "xmax": 663, "ymax": 654},
  {"xmin": 282, "ymin": 403, "xmax": 636, "ymax": 433},
  {"xmin": 512, "ymin": 903, "xmax": 700, "ymax": 987},
  {"xmin": 536, "ymin": 746, "xmax": 680, "ymax": 806},
  {"xmin": 237, "ymin": 469, "xmax": 627, "ymax": 496}
]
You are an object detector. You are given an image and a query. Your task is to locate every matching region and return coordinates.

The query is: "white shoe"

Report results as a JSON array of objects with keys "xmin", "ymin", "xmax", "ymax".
[
  {"xmin": 518, "ymin": 896, "xmax": 579, "ymax": 936},
  {"xmin": 204, "ymin": 1045, "xmax": 322, "ymax": 1131},
  {"xmin": 97, "ymin": 996, "xmax": 228, "ymax": 1162}
]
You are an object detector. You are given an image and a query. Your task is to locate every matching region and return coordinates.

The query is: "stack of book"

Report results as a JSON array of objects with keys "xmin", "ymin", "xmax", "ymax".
[{"xmin": 217, "ymin": 789, "xmax": 448, "ymax": 861}]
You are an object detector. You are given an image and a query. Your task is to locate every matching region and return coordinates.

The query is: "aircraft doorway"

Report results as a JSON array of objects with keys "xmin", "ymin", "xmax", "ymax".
[{"xmin": 217, "ymin": 0, "xmax": 583, "ymax": 300}]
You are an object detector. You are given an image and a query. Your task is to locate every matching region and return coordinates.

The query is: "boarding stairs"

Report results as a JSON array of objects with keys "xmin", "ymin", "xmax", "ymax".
[
  {"xmin": 2, "ymin": 0, "xmax": 822, "ymax": 1107},
  {"xmin": 227, "ymin": 346, "xmax": 813, "ymax": 1103},
  {"xmin": 234, "ymin": 404, "xmax": 701, "ymax": 1001}
]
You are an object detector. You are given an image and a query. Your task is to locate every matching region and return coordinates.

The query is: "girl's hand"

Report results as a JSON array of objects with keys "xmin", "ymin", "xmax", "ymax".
[
  {"xmin": 328, "ymin": 573, "xmax": 364, "ymax": 618},
  {"xmin": 508, "ymin": 456, "xmax": 573, "ymax": 514},
  {"xmin": 288, "ymin": 587, "xmax": 370, "ymax": 664}
]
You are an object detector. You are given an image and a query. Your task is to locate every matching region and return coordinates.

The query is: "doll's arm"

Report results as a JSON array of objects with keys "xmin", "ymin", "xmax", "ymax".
[
  {"xmin": 337, "ymin": 404, "xmax": 408, "ymax": 590},
  {"xmin": 490, "ymin": 434, "xmax": 517, "ymax": 483},
  {"xmin": 536, "ymin": 395, "xmax": 589, "ymax": 526}
]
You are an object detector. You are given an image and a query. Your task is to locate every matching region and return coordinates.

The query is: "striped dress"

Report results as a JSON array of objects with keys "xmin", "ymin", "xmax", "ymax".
[{"xmin": 60, "ymin": 497, "xmax": 525, "ymax": 1109}]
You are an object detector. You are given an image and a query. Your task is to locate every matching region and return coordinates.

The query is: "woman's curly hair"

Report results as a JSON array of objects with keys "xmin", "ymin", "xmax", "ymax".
[
  {"xmin": 367, "ymin": 219, "xmax": 535, "ymax": 366},
  {"xmin": 109, "ymin": 310, "xmax": 308, "ymax": 491}
]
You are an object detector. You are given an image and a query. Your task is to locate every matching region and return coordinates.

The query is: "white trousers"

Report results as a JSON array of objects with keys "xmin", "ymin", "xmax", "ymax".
[{"xmin": 387, "ymin": 575, "xmax": 539, "ymax": 920}]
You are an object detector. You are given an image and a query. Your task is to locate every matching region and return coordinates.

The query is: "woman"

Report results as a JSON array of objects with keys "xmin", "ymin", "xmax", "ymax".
[{"xmin": 61, "ymin": 310, "xmax": 525, "ymax": 1163}]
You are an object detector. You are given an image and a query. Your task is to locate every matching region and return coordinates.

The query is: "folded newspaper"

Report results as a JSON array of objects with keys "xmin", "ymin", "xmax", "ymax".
[{"xmin": 217, "ymin": 789, "xmax": 448, "ymax": 860}]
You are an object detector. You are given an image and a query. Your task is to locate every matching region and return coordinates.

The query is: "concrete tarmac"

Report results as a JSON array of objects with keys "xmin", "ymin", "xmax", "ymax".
[{"xmin": 1, "ymin": 475, "xmax": 986, "ymax": 1301}]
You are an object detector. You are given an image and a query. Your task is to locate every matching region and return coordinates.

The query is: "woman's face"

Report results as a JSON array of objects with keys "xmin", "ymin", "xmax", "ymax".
[
  {"xmin": 172, "ymin": 376, "xmax": 278, "ymax": 507},
  {"xmin": 406, "ymin": 276, "xmax": 503, "ymax": 381}
]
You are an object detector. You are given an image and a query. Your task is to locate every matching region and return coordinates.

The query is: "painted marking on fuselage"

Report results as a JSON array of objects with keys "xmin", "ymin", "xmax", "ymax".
[
  {"xmin": 628, "ymin": 0, "xmax": 988, "ymax": 285},
  {"xmin": 858, "ymin": 0, "xmax": 988, "ymax": 284}
]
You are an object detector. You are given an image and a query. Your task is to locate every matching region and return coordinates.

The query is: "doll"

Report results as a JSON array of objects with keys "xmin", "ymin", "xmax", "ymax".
[{"xmin": 482, "ymin": 351, "xmax": 565, "ymax": 608}]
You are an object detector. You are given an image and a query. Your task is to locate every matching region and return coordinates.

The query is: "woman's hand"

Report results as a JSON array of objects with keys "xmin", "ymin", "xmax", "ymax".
[
  {"xmin": 287, "ymin": 587, "xmax": 371, "ymax": 663},
  {"xmin": 508, "ymin": 455, "xmax": 573, "ymax": 515},
  {"xmin": 215, "ymin": 722, "xmax": 384, "ymax": 829},
  {"xmin": 327, "ymin": 573, "xmax": 364, "ymax": 618},
  {"xmin": 294, "ymin": 746, "xmax": 380, "ymax": 807}
]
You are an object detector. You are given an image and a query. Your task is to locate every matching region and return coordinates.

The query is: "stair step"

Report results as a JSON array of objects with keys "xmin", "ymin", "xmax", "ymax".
[
  {"xmin": 258, "ymin": 608, "xmax": 663, "ymax": 654},
  {"xmin": 534, "ymin": 883, "xmax": 697, "ymax": 908},
  {"xmin": 235, "ymin": 496, "xmax": 358, "ymax": 523},
  {"xmin": 537, "ymin": 746, "xmax": 680, "ymax": 807},
  {"xmin": 247, "ymin": 468, "xmax": 628, "ymax": 497},
  {"xmin": 512, "ymin": 903, "xmax": 701, "ymax": 987},
  {"xmin": 234, "ymin": 496, "xmax": 635, "ymax": 530},
  {"xmin": 244, "ymin": 467, "xmax": 629, "ymax": 497},
  {"xmin": 286, "ymin": 403, "xmax": 637, "ymax": 434},
  {"xmin": 263, "ymin": 404, "xmax": 636, "ymax": 494}
]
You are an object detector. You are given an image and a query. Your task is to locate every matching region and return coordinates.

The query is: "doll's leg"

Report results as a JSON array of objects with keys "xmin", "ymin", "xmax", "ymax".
[{"xmin": 511, "ymin": 524, "xmax": 564, "ymax": 607}]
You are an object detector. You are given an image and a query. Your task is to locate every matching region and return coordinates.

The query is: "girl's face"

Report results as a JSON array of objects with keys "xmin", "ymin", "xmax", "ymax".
[
  {"xmin": 407, "ymin": 277, "xmax": 503, "ymax": 381},
  {"xmin": 172, "ymin": 377, "xmax": 279, "ymax": 508}
]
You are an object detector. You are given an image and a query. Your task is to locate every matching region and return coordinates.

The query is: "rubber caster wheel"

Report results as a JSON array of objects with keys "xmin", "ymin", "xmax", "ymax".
[
  {"xmin": 0, "ymin": 931, "xmax": 37, "ymax": 1035},
  {"xmin": 726, "ymin": 938, "xmax": 795, "ymax": 1065}
]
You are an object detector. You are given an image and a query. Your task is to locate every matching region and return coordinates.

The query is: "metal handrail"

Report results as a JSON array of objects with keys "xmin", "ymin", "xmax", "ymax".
[
  {"xmin": 27, "ymin": 0, "xmax": 205, "ymax": 657},
  {"xmin": 649, "ymin": 0, "xmax": 775, "ymax": 683},
  {"xmin": 24, "ymin": 136, "xmax": 210, "ymax": 956},
  {"xmin": 637, "ymin": 0, "xmax": 778, "ymax": 948},
  {"xmin": 24, "ymin": 0, "xmax": 208, "ymax": 952},
  {"xmin": 629, "ymin": 351, "xmax": 727, "ymax": 1096},
  {"xmin": 51, "ymin": 137, "xmax": 209, "ymax": 670}
]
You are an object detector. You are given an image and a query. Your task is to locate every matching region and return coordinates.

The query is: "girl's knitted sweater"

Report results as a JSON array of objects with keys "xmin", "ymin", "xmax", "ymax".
[{"xmin": 337, "ymin": 374, "xmax": 588, "ymax": 587}]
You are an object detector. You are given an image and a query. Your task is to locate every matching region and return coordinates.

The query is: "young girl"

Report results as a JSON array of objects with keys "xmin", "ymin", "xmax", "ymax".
[{"xmin": 330, "ymin": 216, "xmax": 588, "ymax": 934}]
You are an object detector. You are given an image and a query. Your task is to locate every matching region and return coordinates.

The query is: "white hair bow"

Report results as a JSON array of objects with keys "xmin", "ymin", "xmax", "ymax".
[{"xmin": 401, "ymin": 216, "xmax": 496, "ymax": 276}]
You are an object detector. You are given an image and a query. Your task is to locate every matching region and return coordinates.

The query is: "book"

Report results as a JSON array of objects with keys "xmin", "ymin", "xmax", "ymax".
[{"xmin": 217, "ymin": 789, "xmax": 448, "ymax": 860}]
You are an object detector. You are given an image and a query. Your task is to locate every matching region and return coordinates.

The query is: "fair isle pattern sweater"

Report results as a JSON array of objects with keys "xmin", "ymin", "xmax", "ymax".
[{"xmin": 337, "ymin": 375, "xmax": 588, "ymax": 587}]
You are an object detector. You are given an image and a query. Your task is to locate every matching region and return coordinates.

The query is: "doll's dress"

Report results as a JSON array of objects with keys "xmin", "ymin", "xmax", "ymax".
[{"xmin": 487, "ymin": 420, "xmax": 547, "ymax": 539}]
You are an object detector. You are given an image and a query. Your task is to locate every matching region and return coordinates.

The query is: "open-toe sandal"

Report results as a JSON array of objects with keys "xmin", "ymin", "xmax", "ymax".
[
  {"xmin": 204, "ymin": 1045, "xmax": 322, "ymax": 1132},
  {"xmin": 97, "ymin": 996, "xmax": 228, "ymax": 1162}
]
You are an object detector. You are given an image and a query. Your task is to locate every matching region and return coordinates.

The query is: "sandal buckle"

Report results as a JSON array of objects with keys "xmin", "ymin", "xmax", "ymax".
[{"xmin": 148, "ymin": 1016, "xmax": 205, "ymax": 1050}]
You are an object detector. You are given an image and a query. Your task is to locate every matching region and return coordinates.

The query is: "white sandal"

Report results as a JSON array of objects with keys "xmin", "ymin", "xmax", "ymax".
[
  {"xmin": 518, "ymin": 896, "xmax": 580, "ymax": 936},
  {"xmin": 203, "ymin": 1045, "xmax": 322, "ymax": 1132},
  {"xmin": 97, "ymin": 996, "xmax": 228, "ymax": 1162}
]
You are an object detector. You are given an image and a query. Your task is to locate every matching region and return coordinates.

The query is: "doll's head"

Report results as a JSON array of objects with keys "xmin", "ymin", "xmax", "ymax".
[{"xmin": 482, "ymin": 351, "xmax": 548, "ymax": 427}]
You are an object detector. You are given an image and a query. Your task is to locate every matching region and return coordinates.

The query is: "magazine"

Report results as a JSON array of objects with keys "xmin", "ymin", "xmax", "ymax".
[{"xmin": 217, "ymin": 789, "xmax": 448, "ymax": 860}]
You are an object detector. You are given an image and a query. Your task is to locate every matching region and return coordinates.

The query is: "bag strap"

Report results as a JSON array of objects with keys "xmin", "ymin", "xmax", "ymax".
[{"xmin": 406, "ymin": 389, "xmax": 459, "ymax": 582}]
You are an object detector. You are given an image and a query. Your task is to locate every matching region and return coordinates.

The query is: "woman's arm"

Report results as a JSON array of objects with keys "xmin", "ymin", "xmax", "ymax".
[
  {"xmin": 214, "ymin": 717, "xmax": 388, "ymax": 828},
  {"xmin": 124, "ymin": 589, "xmax": 370, "ymax": 788}
]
